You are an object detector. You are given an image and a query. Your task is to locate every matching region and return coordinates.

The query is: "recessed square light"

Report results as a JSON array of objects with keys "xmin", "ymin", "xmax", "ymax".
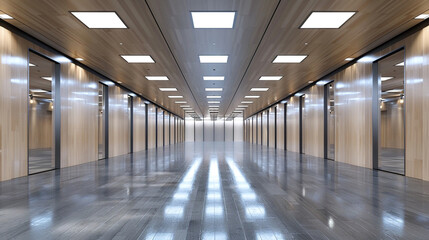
[
  {"xmin": 146, "ymin": 76, "xmax": 169, "ymax": 81},
  {"xmin": 395, "ymin": 62, "xmax": 404, "ymax": 67},
  {"xmin": 300, "ymin": 12, "xmax": 356, "ymax": 29},
  {"xmin": 273, "ymin": 55, "xmax": 307, "ymax": 63},
  {"xmin": 199, "ymin": 55, "xmax": 228, "ymax": 63},
  {"xmin": 122, "ymin": 55, "xmax": 155, "ymax": 63},
  {"xmin": 41, "ymin": 77, "xmax": 52, "ymax": 81},
  {"xmin": 168, "ymin": 96, "xmax": 183, "ymax": 98},
  {"xmin": 203, "ymin": 76, "xmax": 225, "ymax": 81},
  {"xmin": 241, "ymin": 101, "xmax": 253, "ymax": 104},
  {"xmin": 208, "ymin": 101, "xmax": 220, "ymax": 104},
  {"xmin": 0, "ymin": 13, "xmax": 13, "ymax": 19},
  {"xmin": 159, "ymin": 88, "xmax": 177, "ymax": 91},
  {"xmin": 250, "ymin": 88, "xmax": 269, "ymax": 91},
  {"xmin": 175, "ymin": 101, "xmax": 187, "ymax": 103},
  {"xmin": 259, "ymin": 76, "xmax": 282, "ymax": 81},
  {"xmin": 191, "ymin": 12, "xmax": 235, "ymax": 29},
  {"xmin": 29, "ymin": 63, "xmax": 36, "ymax": 67},
  {"xmin": 381, "ymin": 77, "xmax": 393, "ymax": 81},
  {"xmin": 205, "ymin": 88, "xmax": 223, "ymax": 91},
  {"xmin": 207, "ymin": 96, "xmax": 221, "ymax": 99},
  {"xmin": 345, "ymin": 58, "xmax": 354, "ymax": 61},
  {"xmin": 415, "ymin": 14, "xmax": 429, "ymax": 19},
  {"xmin": 245, "ymin": 96, "xmax": 259, "ymax": 98},
  {"xmin": 70, "ymin": 12, "xmax": 127, "ymax": 29}
]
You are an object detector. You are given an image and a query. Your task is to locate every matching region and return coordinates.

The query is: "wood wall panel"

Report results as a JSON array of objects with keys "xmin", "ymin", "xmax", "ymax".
[
  {"xmin": 0, "ymin": 28, "xmax": 28, "ymax": 181},
  {"xmin": 147, "ymin": 104, "xmax": 156, "ymax": 149},
  {"xmin": 268, "ymin": 107, "xmax": 275, "ymax": 148},
  {"xmin": 170, "ymin": 116, "xmax": 174, "ymax": 144},
  {"xmin": 157, "ymin": 109, "xmax": 164, "ymax": 147},
  {"xmin": 108, "ymin": 86, "xmax": 130, "ymax": 157},
  {"xmin": 276, "ymin": 103, "xmax": 285, "ymax": 150},
  {"xmin": 28, "ymin": 101, "xmax": 52, "ymax": 149},
  {"xmin": 252, "ymin": 116, "xmax": 256, "ymax": 144},
  {"xmin": 302, "ymin": 85, "xmax": 325, "ymax": 158},
  {"xmin": 380, "ymin": 101, "xmax": 404, "ymax": 149},
  {"xmin": 286, "ymin": 97, "xmax": 300, "ymax": 153},
  {"xmin": 133, "ymin": 97, "xmax": 146, "ymax": 152},
  {"xmin": 164, "ymin": 113, "xmax": 169, "ymax": 146}
]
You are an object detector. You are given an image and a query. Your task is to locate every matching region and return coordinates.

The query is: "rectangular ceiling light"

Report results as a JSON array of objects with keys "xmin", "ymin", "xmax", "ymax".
[
  {"xmin": 41, "ymin": 76, "xmax": 52, "ymax": 81},
  {"xmin": 295, "ymin": 93, "xmax": 304, "ymax": 97},
  {"xmin": 30, "ymin": 89, "xmax": 48, "ymax": 93},
  {"xmin": 245, "ymin": 96, "xmax": 259, "ymax": 98},
  {"xmin": 121, "ymin": 55, "xmax": 155, "ymax": 63},
  {"xmin": 191, "ymin": 12, "xmax": 235, "ymax": 28},
  {"xmin": 146, "ymin": 76, "xmax": 169, "ymax": 81},
  {"xmin": 199, "ymin": 55, "xmax": 228, "ymax": 63},
  {"xmin": 300, "ymin": 12, "xmax": 356, "ymax": 29},
  {"xmin": 175, "ymin": 101, "xmax": 187, "ymax": 103},
  {"xmin": 203, "ymin": 76, "xmax": 225, "ymax": 81},
  {"xmin": 205, "ymin": 88, "xmax": 223, "ymax": 91},
  {"xmin": 29, "ymin": 63, "xmax": 36, "ymax": 67},
  {"xmin": 180, "ymin": 105, "xmax": 190, "ymax": 108},
  {"xmin": 273, "ymin": 55, "xmax": 307, "ymax": 63},
  {"xmin": 395, "ymin": 62, "xmax": 404, "ymax": 67},
  {"xmin": 168, "ymin": 96, "xmax": 183, "ymax": 98},
  {"xmin": 208, "ymin": 105, "xmax": 219, "ymax": 108},
  {"xmin": 259, "ymin": 76, "xmax": 282, "ymax": 81},
  {"xmin": 241, "ymin": 101, "xmax": 253, "ymax": 104},
  {"xmin": 208, "ymin": 101, "xmax": 220, "ymax": 104},
  {"xmin": 207, "ymin": 96, "xmax": 221, "ymax": 99},
  {"xmin": 237, "ymin": 105, "xmax": 248, "ymax": 108},
  {"xmin": 0, "ymin": 13, "xmax": 13, "ymax": 19},
  {"xmin": 416, "ymin": 14, "xmax": 429, "ymax": 19},
  {"xmin": 250, "ymin": 88, "xmax": 269, "ymax": 91},
  {"xmin": 159, "ymin": 88, "xmax": 177, "ymax": 91},
  {"xmin": 71, "ymin": 12, "xmax": 127, "ymax": 28},
  {"xmin": 381, "ymin": 77, "xmax": 393, "ymax": 81},
  {"xmin": 386, "ymin": 89, "xmax": 403, "ymax": 93},
  {"xmin": 183, "ymin": 108, "xmax": 192, "ymax": 110},
  {"xmin": 345, "ymin": 58, "xmax": 354, "ymax": 61}
]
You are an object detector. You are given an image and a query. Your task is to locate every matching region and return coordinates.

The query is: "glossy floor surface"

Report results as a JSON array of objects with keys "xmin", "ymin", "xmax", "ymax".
[{"xmin": 1, "ymin": 142, "xmax": 429, "ymax": 240}]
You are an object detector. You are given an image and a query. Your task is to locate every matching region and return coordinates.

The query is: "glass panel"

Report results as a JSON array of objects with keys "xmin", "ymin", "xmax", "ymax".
[
  {"xmin": 378, "ymin": 50, "xmax": 405, "ymax": 174},
  {"xmin": 98, "ymin": 83, "xmax": 105, "ymax": 159},
  {"xmin": 28, "ymin": 52, "xmax": 55, "ymax": 174},
  {"xmin": 327, "ymin": 83, "xmax": 335, "ymax": 160}
]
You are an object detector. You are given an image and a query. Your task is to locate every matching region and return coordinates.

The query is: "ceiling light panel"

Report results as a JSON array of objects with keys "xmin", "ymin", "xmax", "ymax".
[
  {"xmin": 207, "ymin": 96, "xmax": 221, "ymax": 99},
  {"xmin": 180, "ymin": 105, "xmax": 190, "ymax": 108},
  {"xmin": 208, "ymin": 101, "xmax": 220, "ymax": 104},
  {"xmin": 146, "ymin": 76, "xmax": 169, "ymax": 81},
  {"xmin": 41, "ymin": 77, "xmax": 52, "ymax": 81},
  {"xmin": 250, "ymin": 88, "xmax": 269, "ymax": 91},
  {"xmin": 241, "ymin": 101, "xmax": 253, "ymax": 104},
  {"xmin": 345, "ymin": 58, "xmax": 354, "ymax": 61},
  {"xmin": 395, "ymin": 62, "xmax": 404, "ymax": 67},
  {"xmin": 237, "ymin": 105, "xmax": 248, "ymax": 108},
  {"xmin": 121, "ymin": 55, "xmax": 155, "ymax": 63},
  {"xmin": 191, "ymin": 12, "xmax": 235, "ymax": 28},
  {"xmin": 71, "ymin": 12, "xmax": 127, "ymax": 29},
  {"xmin": 0, "ymin": 13, "xmax": 13, "ymax": 19},
  {"xmin": 168, "ymin": 96, "xmax": 183, "ymax": 98},
  {"xmin": 381, "ymin": 77, "xmax": 393, "ymax": 81},
  {"xmin": 301, "ymin": 12, "xmax": 356, "ymax": 29},
  {"xmin": 259, "ymin": 76, "xmax": 282, "ymax": 81},
  {"xmin": 273, "ymin": 55, "xmax": 307, "ymax": 63},
  {"xmin": 175, "ymin": 101, "xmax": 187, "ymax": 103},
  {"xmin": 416, "ymin": 14, "xmax": 429, "ymax": 19},
  {"xmin": 205, "ymin": 88, "xmax": 223, "ymax": 91},
  {"xmin": 245, "ymin": 96, "xmax": 260, "ymax": 98},
  {"xmin": 199, "ymin": 55, "xmax": 228, "ymax": 63},
  {"xmin": 159, "ymin": 88, "xmax": 177, "ymax": 91},
  {"xmin": 203, "ymin": 76, "xmax": 225, "ymax": 81},
  {"xmin": 208, "ymin": 105, "xmax": 219, "ymax": 108}
]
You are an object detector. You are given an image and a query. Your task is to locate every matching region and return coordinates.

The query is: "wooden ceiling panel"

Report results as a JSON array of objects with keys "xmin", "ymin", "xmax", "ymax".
[{"xmin": 1, "ymin": 0, "xmax": 428, "ymax": 119}]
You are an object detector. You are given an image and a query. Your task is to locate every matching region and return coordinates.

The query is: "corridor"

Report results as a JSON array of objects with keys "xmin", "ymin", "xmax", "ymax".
[{"xmin": 1, "ymin": 142, "xmax": 429, "ymax": 239}]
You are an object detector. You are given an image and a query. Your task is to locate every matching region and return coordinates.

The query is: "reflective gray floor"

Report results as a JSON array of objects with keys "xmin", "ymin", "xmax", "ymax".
[
  {"xmin": 379, "ymin": 147, "xmax": 405, "ymax": 175},
  {"xmin": 1, "ymin": 142, "xmax": 429, "ymax": 239},
  {"xmin": 28, "ymin": 148, "xmax": 54, "ymax": 174}
]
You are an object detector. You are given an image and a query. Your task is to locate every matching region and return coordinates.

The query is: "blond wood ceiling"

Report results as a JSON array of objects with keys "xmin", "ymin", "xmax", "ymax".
[{"xmin": 1, "ymin": 0, "xmax": 429, "ymax": 118}]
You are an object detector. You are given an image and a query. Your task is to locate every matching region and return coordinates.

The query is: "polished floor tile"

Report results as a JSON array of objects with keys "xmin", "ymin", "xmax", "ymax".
[{"xmin": 1, "ymin": 142, "xmax": 429, "ymax": 239}]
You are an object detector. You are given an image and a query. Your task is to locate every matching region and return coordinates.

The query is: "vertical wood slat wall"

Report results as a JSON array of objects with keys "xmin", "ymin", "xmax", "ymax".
[
  {"xmin": 243, "ymin": 22, "xmax": 429, "ymax": 181},
  {"xmin": 0, "ymin": 25, "xmax": 184, "ymax": 181}
]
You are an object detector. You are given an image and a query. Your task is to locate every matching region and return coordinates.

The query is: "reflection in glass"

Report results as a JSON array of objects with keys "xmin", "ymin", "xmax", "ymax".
[
  {"xmin": 28, "ymin": 52, "xmax": 56, "ymax": 174},
  {"xmin": 98, "ymin": 83, "xmax": 105, "ymax": 159},
  {"xmin": 327, "ymin": 83, "xmax": 335, "ymax": 160},
  {"xmin": 378, "ymin": 50, "xmax": 405, "ymax": 174}
]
